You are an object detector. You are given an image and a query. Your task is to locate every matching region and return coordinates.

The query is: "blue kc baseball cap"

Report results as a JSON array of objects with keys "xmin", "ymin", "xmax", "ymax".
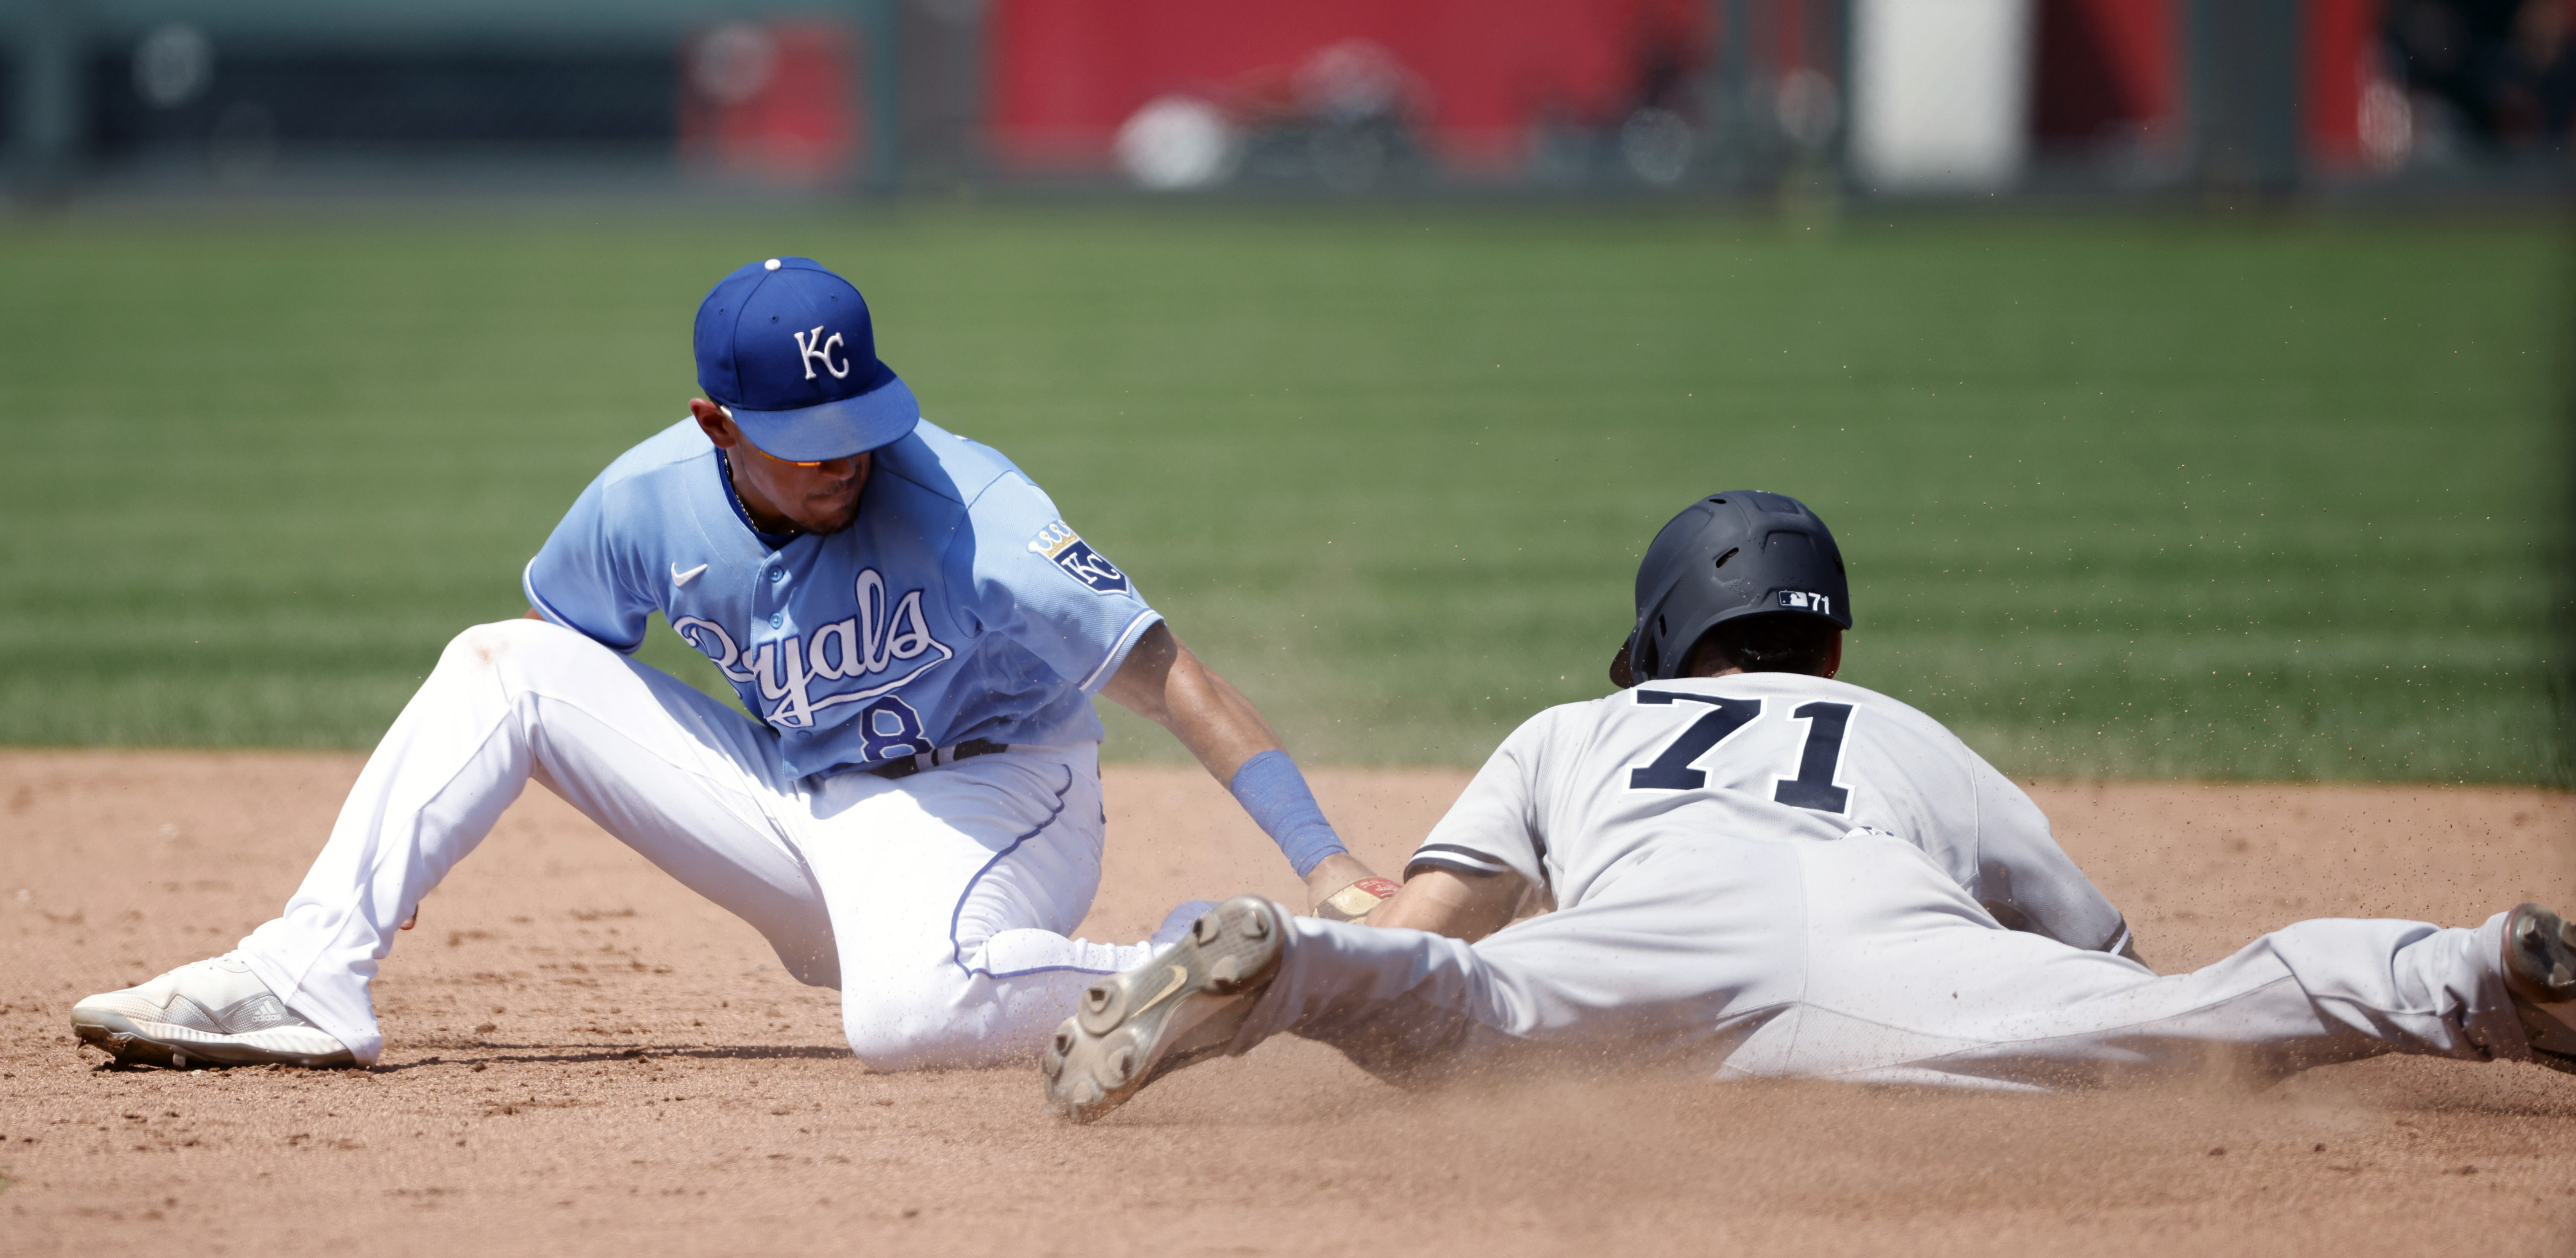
[{"xmin": 693, "ymin": 257, "xmax": 921, "ymax": 461}]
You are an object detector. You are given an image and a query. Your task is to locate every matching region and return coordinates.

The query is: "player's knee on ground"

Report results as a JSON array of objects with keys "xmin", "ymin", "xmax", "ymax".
[{"xmin": 838, "ymin": 968, "xmax": 1019, "ymax": 1071}]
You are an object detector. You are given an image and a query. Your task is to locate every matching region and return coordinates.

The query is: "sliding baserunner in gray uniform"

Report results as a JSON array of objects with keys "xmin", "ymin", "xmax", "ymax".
[{"xmin": 1043, "ymin": 491, "xmax": 2576, "ymax": 1120}]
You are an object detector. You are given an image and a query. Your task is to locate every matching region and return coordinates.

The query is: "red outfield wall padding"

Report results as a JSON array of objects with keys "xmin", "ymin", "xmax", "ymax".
[
  {"xmin": 2306, "ymin": 0, "xmax": 2376, "ymax": 165},
  {"xmin": 988, "ymin": 0, "xmax": 1704, "ymax": 170},
  {"xmin": 2033, "ymin": 0, "xmax": 2179, "ymax": 148},
  {"xmin": 677, "ymin": 21, "xmax": 862, "ymax": 184},
  {"xmin": 987, "ymin": 0, "xmax": 2532, "ymax": 176}
]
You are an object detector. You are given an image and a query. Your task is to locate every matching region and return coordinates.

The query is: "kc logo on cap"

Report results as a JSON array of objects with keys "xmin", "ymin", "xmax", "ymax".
[
  {"xmin": 693, "ymin": 257, "xmax": 922, "ymax": 462},
  {"xmin": 793, "ymin": 327, "xmax": 850, "ymax": 381}
]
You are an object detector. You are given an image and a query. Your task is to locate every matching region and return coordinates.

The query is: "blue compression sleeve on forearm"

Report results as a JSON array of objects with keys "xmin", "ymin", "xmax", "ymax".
[{"xmin": 1226, "ymin": 749, "xmax": 1348, "ymax": 878}]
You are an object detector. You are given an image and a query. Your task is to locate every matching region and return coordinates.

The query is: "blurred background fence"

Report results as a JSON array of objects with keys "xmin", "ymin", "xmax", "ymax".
[
  {"xmin": 5, "ymin": 0, "xmax": 2572, "ymax": 201},
  {"xmin": 0, "ymin": 1, "xmax": 2566, "ymax": 783}
]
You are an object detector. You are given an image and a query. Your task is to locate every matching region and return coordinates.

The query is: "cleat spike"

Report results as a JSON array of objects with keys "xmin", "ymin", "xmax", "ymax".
[
  {"xmin": 1040, "ymin": 895, "xmax": 1286, "ymax": 1122},
  {"xmin": 2501, "ymin": 906, "xmax": 2576, "ymax": 1073}
]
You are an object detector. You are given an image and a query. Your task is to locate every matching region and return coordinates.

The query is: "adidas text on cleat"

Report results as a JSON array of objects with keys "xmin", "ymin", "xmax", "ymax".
[
  {"xmin": 71, "ymin": 954, "xmax": 357, "ymax": 1069},
  {"xmin": 1041, "ymin": 895, "xmax": 1285, "ymax": 1123},
  {"xmin": 2501, "ymin": 902, "xmax": 2576, "ymax": 1074}
]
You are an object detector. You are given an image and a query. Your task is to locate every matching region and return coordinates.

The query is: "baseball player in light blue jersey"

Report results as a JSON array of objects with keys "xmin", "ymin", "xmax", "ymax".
[
  {"xmin": 1044, "ymin": 493, "xmax": 2576, "ymax": 1121},
  {"xmin": 71, "ymin": 257, "xmax": 1390, "ymax": 1072}
]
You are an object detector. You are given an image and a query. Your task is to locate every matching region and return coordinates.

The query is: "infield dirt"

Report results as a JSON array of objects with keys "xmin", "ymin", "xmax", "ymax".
[{"xmin": 2, "ymin": 751, "xmax": 2571, "ymax": 1256}]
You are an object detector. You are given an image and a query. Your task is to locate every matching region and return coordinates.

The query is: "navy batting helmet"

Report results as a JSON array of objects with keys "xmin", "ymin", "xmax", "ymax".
[{"xmin": 1617, "ymin": 490, "xmax": 1851, "ymax": 685}]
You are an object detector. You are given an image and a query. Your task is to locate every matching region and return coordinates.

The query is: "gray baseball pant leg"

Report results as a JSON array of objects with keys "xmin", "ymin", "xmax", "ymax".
[
  {"xmin": 1232, "ymin": 839, "xmax": 1814, "ymax": 1086},
  {"xmin": 1234, "ymin": 835, "xmax": 2531, "ymax": 1090},
  {"xmin": 1733, "ymin": 834, "xmax": 2531, "ymax": 1088}
]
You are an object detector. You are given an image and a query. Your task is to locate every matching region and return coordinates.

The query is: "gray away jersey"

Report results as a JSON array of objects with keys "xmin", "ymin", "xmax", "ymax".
[{"xmin": 1406, "ymin": 674, "xmax": 2129, "ymax": 953}]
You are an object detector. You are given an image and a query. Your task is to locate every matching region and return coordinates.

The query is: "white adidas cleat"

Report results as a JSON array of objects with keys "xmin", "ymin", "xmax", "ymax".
[
  {"xmin": 71, "ymin": 954, "xmax": 356, "ymax": 1069},
  {"xmin": 1041, "ymin": 895, "xmax": 1286, "ymax": 1124}
]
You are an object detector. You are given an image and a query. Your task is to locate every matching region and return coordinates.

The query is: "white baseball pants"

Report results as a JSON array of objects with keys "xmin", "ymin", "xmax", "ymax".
[
  {"xmin": 236, "ymin": 618, "xmax": 1163, "ymax": 1069},
  {"xmin": 1234, "ymin": 832, "xmax": 2533, "ymax": 1090}
]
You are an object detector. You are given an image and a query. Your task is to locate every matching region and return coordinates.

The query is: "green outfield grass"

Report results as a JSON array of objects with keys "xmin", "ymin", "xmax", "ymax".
[{"xmin": 0, "ymin": 207, "xmax": 2562, "ymax": 782}]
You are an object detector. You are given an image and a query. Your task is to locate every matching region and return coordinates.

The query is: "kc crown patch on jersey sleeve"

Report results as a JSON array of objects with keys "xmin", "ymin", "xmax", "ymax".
[{"xmin": 1029, "ymin": 520, "xmax": 1131, "ymax": 594}]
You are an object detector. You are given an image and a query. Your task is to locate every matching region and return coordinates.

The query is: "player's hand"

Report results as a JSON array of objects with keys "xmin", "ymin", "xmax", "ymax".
[{"xmin": 1302, "ymin": 852, "xmax": 1386, "ymax": 917}]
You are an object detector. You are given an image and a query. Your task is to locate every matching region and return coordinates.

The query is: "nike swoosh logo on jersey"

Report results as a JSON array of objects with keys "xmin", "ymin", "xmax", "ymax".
[
  {"xmin": 671, "ymin": 562, "xmax": 709, "ymax": 588},
  {"xmin": 1136, "ymin": 965, "xmax": 1191, "ymax": 1013}
]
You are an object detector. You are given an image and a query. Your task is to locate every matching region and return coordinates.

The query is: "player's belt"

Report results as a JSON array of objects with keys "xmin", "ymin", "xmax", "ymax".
[{"xmin": 864, "ymin": 738, "xmax": 1013, "ymax": 781}]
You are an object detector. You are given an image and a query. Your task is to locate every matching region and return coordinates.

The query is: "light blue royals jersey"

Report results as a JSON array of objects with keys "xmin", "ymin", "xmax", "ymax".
[{"xmin": 523, "ymin": 417, "xmax": 1162, "ymax": 779}]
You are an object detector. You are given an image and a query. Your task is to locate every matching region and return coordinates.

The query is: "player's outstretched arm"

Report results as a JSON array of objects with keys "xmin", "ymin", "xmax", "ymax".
[
  {"xmin": 1363, "ymin": 867, "xmax": 1526, "ymax": 942},
  {"xmin": 1100, "ymin": 622, "xmax": 1381, "ymax": 913}
]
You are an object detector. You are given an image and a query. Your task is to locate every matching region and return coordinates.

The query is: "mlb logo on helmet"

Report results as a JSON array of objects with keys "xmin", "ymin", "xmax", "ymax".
[
  {"xmin": 693, "ymin": 257, "xmax": 923, "ymax": 461},
  {"xmin": 1777, "ymin": 590, "xmax": 1834, "ymax": 617}
]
